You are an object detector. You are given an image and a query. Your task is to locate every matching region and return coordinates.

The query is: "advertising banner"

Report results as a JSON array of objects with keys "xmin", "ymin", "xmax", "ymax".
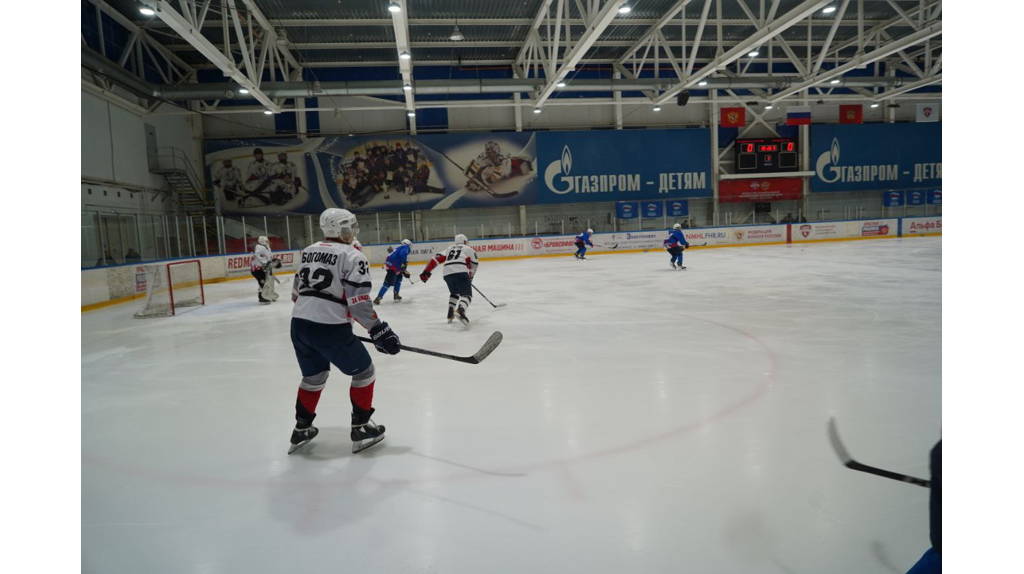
[
  {"xmin": 224, "ymin": 251, "xmax": 300, "ymax": 277},
  {"xmin": 205, "ymin": 133, "xmax": 537, "ymax": 215},
  {"xmin": 811, "ymin": 123, "xmax": 941, "ymax": 192},
  {"xmin": 537, "ymin": 128, "xmax": 712, "ymax": 203},
  {"xmin": 907, "ymin": 190, "xmax": 926, "ymax": 205},
  {"xmin": 641, "ymin": 201, "xmax": 664, "ymax": 218},
  {"xmin": 903, "ymin": 216, "xmax": 942, "ymax": 236},
  {"xmin": 884, "ymin": 190, "xmax": 904, "ymax": 206},
  {"xmin": 616, "ymin": 201, "xmax": 639, "ymax": 219},
  {"xmin": 667, "ymin": 200, "xmax": 689, "ymax": 217},
  {"xmin": 718, "ymin": 177, "xmax": 803, "ymax": 203},
  {"xmin": 791, "ymin": 219, "xmax": 899, "ymax": 242},
  {"xmin": 927, "ymin": 190, "xmax": 941, "ymax": 205}
]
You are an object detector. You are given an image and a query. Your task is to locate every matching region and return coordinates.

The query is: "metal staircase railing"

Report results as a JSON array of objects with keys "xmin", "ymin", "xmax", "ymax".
[{"xmin": 148, "ymin": 146, "xmax": 217, "ymax": 248}]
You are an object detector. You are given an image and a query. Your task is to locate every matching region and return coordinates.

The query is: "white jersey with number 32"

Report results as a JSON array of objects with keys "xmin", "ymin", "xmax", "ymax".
[{"xmin": 291, "ymin": 240, "xmax": 379, "ymax": 328}]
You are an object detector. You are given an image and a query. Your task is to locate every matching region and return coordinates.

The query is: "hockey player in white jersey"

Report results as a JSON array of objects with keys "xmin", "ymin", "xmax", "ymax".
[
  {"xmin": 212, "ymin": 159, "xmax": 243, "ymax": 201},
  {"xmin": 287, "ymin": 208, "xmax": 401, "ymax": 454},
  {"xmin": 250, "ymin": 236, "xmax": 278, "ymax": 304},
  {"xmin": 418, "ymin": 234, "xmax": 479, "ymax": 325}
]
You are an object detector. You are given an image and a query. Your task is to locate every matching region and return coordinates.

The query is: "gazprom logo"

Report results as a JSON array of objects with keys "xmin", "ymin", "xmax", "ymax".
[
  {"xmin": 544, "ymin": 144, "xmax": 640, "ymax": 194},
  {"xmin": 544, "ymin": 145, "xmax": 574, "ymax": 194},
  {"xmin": 815, "ymin": 136, "xmax": 898, "ymax": 184},
  {"xmin": 816, "ymin": 138, "xmax": 842, "ymax": 183}
]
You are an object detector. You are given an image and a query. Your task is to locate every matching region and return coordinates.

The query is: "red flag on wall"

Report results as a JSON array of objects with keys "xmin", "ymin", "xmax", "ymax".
[
  {"xmin": 720, "ymin": 107, "xmax": 746, "ymax": 128},
  {"xmin": 839, "ymin": 104, "xmax": 863, "ymax": 124}
]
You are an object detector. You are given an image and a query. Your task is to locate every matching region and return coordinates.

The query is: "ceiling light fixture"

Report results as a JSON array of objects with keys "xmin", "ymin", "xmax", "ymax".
[
  {"xmin": 557, "ymin": 81, "xmax": 566, "ymax": 88},
  {"xmin": 823, "ymin": 5, "xmax": 837, "ymax": 14},
  {"xmin": 407, "ymin": 110, "xmax": 416, "ymax": 117},
  {"xmin": 399, "ymin": 51, "xmax": 411, "ymax": 60},
  {"xmin": 830, "ymin": 78, "xmax": 841, "ymax": 84},
  {"xmin": 618, "ymin": 6, "xmax": 632, "ymax": 14},
  {"xmin": 653, "ymin": 106, "xmax": 662, "ymax": 112},
  {"xmin": 698, "ymin": 80, "xmax": 708, "ymax": 86},
  {"xmin": 239, "ymin": 88, "xmax": 249, "ymax": 94},
  {"xmin": 450, "ymin": 22, "xmax": 465, "ymax": 42},
  {"xmin": 533, "ymin": 108, "xmax": 542, "ymax": 114},
  {"xmin": 264, "ymin": 110, "xmax": 273, "ymax": 115},
  {"xmin": 747, "ymin": 51, "xmax": 759, "ymax": 57},
  {"xmin": 765, "ymin": 105, "xmax": 773, "ymax": 110},
  {"xmin": 403, "ymin": 84, "xmax": 412, "ymax": 91},
  {"xmin": 388, "ymin": 3, "xmax": 401, "ymax": 14},
  {"xmin": 139, "ymin": 7, "xmax": 155, "ymax": 16},
  {"xmin": 870, "ymin": 103, "xmax": 880, "ymax": 108}
]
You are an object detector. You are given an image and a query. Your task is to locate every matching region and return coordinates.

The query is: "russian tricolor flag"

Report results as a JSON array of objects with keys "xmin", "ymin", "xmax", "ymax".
[{"xmin": 786, "ymin": 106, "xmax": 812, "ymax": 125}]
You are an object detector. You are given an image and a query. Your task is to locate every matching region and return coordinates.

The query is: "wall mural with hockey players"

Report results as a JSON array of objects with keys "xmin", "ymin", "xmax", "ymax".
[
  {"xmin": 811, "ymin": 122, "xmax": 942, "ymax": 193},
  {"xmin": 205, "ymin": 128, "xmax": 713, "ymax": 215},
  {"xmin": 205, "ymin": 133, "xmax": 537, "ymax": 215}
]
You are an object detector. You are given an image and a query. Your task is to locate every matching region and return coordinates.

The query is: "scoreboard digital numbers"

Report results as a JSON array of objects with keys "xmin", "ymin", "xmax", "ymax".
[{"xmin": 735, "ymin": 137, "xmax": 799, "ymax": 173}]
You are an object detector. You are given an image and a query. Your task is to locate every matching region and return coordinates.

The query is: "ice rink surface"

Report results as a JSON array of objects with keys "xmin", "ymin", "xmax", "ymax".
[{"xmin": 82, "ymin": 237, "xmax": 941, "ymax": 574}]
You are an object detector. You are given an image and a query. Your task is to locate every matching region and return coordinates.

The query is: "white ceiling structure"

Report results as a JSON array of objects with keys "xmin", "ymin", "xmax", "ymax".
[{"xmin": 81, "ymin": 0, "xmax": 941, "ymax": 129}]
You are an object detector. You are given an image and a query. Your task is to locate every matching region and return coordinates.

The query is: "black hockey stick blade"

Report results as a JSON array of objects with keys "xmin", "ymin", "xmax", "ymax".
[
  {"xmin": 472, "ymin": 284, "xmax": 507, "ymax": 308},
  {"xmin": 827, "ymin": 418, "xmax": 931, "ymax": 488},
  {"xmin": 357, "ymin": 331, "xmax": 503, "ymax": 365}
]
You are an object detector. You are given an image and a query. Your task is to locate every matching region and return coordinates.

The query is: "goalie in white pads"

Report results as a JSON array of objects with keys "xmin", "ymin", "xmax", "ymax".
[
  {"xmin": 251, "ymin": 236, "xmax": 280, "ymax": 304},
  {"xmin": 287, "ymin": 208, "xmax": 401, "ymax": 454},
  {"xmin": 418, "ymin": 234, "xmax": 479, "ymax": 325}
]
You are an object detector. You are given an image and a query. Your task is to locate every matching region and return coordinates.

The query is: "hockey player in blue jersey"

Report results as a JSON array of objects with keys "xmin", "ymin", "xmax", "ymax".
[
  {"xmin": 574, "ymin": 228, "xmax": 594, "ymax": 260},
  {"xmin": 664, "ymin": 223, "xmax": 689, "ymax": 270},
  {"xmin": 374, "ymin": 239, "xmax": 412, "ymax": 304}
]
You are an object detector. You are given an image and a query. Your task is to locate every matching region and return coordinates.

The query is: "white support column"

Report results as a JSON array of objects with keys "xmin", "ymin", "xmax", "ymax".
[{"xmin": 710, "ymin": 89, "xmax": 719, "ymax": 224}]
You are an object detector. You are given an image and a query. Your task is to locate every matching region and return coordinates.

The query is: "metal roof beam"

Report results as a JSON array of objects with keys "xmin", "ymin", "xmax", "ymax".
[
  {"xmin": 136, "ymin": 17, "xmax": 898, "ymax": 28},
  {"xmin": 875, "ymin": 74, "xmax": 941, "ymax": 100},
  {"xmin": 141, "ymin": 0, "xmax": 279, "ymax": 111},
  {"xmin": 769, "ymin": 22, "xmax": 941, "ymax": 102},
  {"xmin": 654, "ymin": 0, "xmax": 833, "ymax": 105},
  {"xmin": 389, "ymin": 0, "xmax": 416, "ymax": 132}
]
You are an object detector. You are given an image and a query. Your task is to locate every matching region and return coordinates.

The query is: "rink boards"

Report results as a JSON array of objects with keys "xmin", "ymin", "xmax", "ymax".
[{"xmin": 82, "ymin": 216, "xmax": 940, "ymax": 309}]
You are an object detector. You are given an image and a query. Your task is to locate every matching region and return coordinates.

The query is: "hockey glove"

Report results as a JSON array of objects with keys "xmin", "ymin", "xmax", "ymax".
[
  {"xmin": 402, "ymin": 271, "xmax": 411, "ymax": 279},
  {"xmin": 369, "ymin": 322, "xmax": 401, "ymax": 355},
  {"xmin": 419, "ymin": 272, "xmax": 431, "ymax": 283},
  {"xmin": 272, "ymin": 257, "xmax": 282, "ymax": 268}
]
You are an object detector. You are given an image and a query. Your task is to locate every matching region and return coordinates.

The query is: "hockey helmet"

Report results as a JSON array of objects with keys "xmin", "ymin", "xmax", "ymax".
[
  {"xmin": 257, "ymin": 235, "xmax": 270, "ymax": 247},
  {"xmin": 455, "ymin": 233, "xmax": 469, "ymax": 245},
  {"xmin": 673, "ymin": 223, "xmax": 682, "ymax": 230},
  {"xmin": 402, "ymin": 239, "xmax": 412, "ymax": 246},
  {"xmin": 587, "ymin": 228, "xmax": 593, "ymax": 234},
  {"xmin": 320, "ymin": 208, "xmax": 359, "ymax": 240}
]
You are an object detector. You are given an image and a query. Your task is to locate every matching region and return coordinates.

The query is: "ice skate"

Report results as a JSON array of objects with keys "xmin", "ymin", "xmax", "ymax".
[
  {"xmin": 373, "ymin": 297, "xmax": 382, "ymax": 305},
  {"xmin": 447, "ymin": 306, "xmax": 455, "ymax": 323},
  {"xmin": 678, "ymin": 266, "xmax": 687, "ymax": 271},
  {"xmin": 393, "ymin": 293, "xmax": 402, "ymax": 302},
  {"xmin": 456, "ymin": 307, "xmax": 470, "ymax": 325},
  {"xmin": 351, "ymin": 407, "xmax": 385, "ymax": 453},
  {"xmin": 288, "ymin": 425, "xmax": 319, "ymax": 454},
  {"xmin": 259, "ymin": 292, "xmax": 271, "ymax": 305},
  {"xmin": 670, "ymin": 261, "xmax": 677, "ymax": 270}
]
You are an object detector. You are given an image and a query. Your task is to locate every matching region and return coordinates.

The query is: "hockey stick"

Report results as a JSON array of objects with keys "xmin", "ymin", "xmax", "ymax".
[
  {"xmin": 827, "ymin": 418, "xmax": 931, "ymax": 488},
  {"xmin": 356, "ymin": 331, "xmax": 503, "ymax": 365},
  {"xmin": 472, "ymin": 284, "xmax": 507, "ymax": 308},
  {"xmin": 434, "ymin": 149, "xmax": 519, "ymax": 199},
  {"xmin": 593, "ymin": 242, "xmax": 619, "ymax": 250}
]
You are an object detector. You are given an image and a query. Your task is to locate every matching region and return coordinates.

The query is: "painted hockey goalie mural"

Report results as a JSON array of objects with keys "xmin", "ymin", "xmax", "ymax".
[{"xmin": 205, "ymin": 133, "xmax": 537, "ymax": 215}]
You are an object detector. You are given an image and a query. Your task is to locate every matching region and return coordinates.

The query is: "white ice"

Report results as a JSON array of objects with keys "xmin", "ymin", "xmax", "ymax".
[{"xmin": 82, "ymin": 237, "xmax": 941, "ymax": 574}]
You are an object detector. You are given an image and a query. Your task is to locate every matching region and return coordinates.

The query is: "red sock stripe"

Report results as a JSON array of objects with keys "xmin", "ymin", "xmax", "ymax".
[
  {"xmin": 297, "ymin": 388, "xmax": 322, "ymax": 415},
  {"xmin": 350, "ymin": 381, "xmax": 375, "ymax": 411}
]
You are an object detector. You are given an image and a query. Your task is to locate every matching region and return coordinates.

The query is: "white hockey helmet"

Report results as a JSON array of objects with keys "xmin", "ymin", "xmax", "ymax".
[
  {"xmin": 402, "ymin": 239, "xmax": 412, "ymax": 246},
  {"xmin": 454, "ymin": 233, "xmax": 469, "ymax": 245},
  {"xmin": 320, "ymin": 208, "xmax": 359, "ymax": 240},
  {"xmin": 257, "ymin": 235, "xmax": 269, "ymax": 247},
  {"xmin": 587, "ymin": 228, "xmax": 593, "ymax": 234},
  {"xmin": 673, "ymin": 223, "xmax": 682, "ymax": 230}
]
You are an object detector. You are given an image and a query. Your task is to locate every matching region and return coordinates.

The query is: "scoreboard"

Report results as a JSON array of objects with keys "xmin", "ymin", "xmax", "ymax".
[{"xmin": 735, "ymin": 137, "xmax": 799, "ymax": 173}]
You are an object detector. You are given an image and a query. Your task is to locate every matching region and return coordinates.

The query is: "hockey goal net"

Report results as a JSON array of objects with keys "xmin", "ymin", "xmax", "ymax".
[{"xmin": 134, "ymin": 260, "xmax": 205, "ymax": 318}]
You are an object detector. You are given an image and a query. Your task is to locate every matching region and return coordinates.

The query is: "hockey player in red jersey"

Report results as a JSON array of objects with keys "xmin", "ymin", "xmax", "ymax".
[
  {"xmin": 419, "ymin": 234, "xmax": 479, "ymax": 325},
  {"xmin": 287, "ymin": 208, "xmax": 401, "ymax": 455}
]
